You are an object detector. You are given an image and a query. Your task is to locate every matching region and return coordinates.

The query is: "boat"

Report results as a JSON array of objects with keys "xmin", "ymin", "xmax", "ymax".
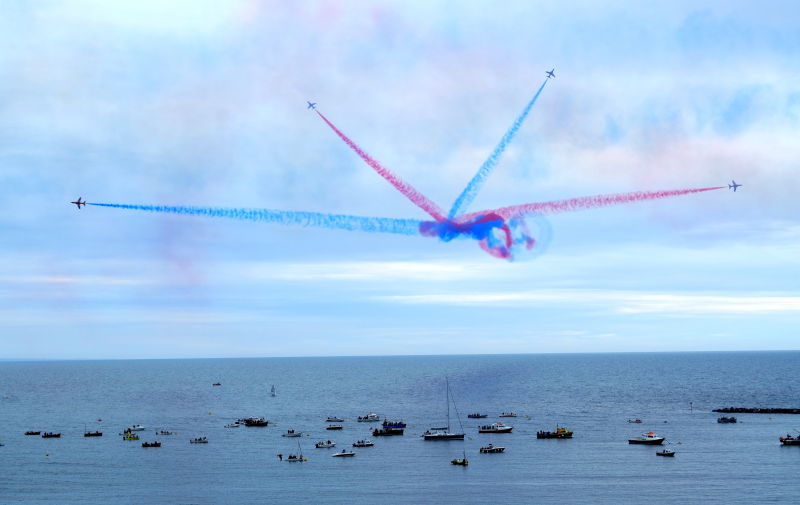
[
  {"xmin": 242, "ymin": 417, "xmax": 269, "ymax": 427},
  {"xmin": 286, "ymin": 440, "xmax": 306, "ymax": 462},
  {"xmin": 373, "ymin": 427, "xmax": 404, "ymax": 436},
  {"xmin": 627, "ymin": 418, "xmax": 643, "ymax": 424},
  {"xmin": 499, "ymin": 412, "xmax": 517, "ymax": 418},
  {"xmin": 41, "ymin": 432, "xmax": 60, "ymax": 438},
  {"xmin": 467, "ymin": 413, "xmax": 488, "ymax": 419},
  {"xmin": 190, "ymin": 437, "xmax": 208, "ymax": 444},
  {"xmin": 779, "ymin": 434, "xmax": 800, "ymax": 446},
  {"xmin": 325, "ymin": 416, "xmax": 344, "ymax": 423},
  {"xmin": 717, "ymin": 416, "xmax": 737, "ymax": 423},
  {"xmin": 123, "ymin": 433, "xmax": 140, "ymax": 441},
  {"xmin": 332, "ymin": 450, "xmax": 356, "ymax": 457},
  {"xmin": 127, "ymin": 424, "xmax": 145, "ymax": 432},
  {"xmin": 537, "ymin": 426, "xmax": 573, "ymax": 439},
  {"xmin": 83, "ymin": 431, "xmax": 103, "ymax": 437},
  {"xmin": 326, "ymin": 425, "xmax": 343, "ymax": 431},
  {"xmin": 357, "ymin": 413, "xmax": 380, "ymax": 422},
  {"xmin": 451, "ymin": 450, "xmax": 469, "ymax": 466},
  {"xmin": 212, "ymin": 382, "xmax": 221, "ymax": 386},
  {"xmin": 315, "ymin": 440, "xmax": 336, "ymax": 448},
  {"xmin": 224, "ymin": 423, "xmax": 239, "ymax": 428},
  {"xmin": 478, "ymin": 422, "xmax": 513, "ymax": 434},
  {"xmin": 24, "ymin": 431, "xmax": 41, "ymax": 436},
  {"xmin": 382, "ymin": 419, "xmax": 407, "ymax": 429},
  {"xmin": 270, "ymin": 385, "xmax": 276, "ymax": 397},
  {"xmin": 282, "ymin": 429, "xmax": 302, "ymax": 437},
  {"xmin": 656, "ymin": 450, "xmax": 675, "ymax": 457},
  {"xmin": 480, "ymin": 444, "xmax": 505, "ymax": 453},
  {"xmin": 141, "ymin": 441, "xmax": 161, "ymax": 447},
  {"xmin": 424, "ymin": 378, "xmax": 466, "ymax": 441},
  {"xmin": 156, "ymin": 430, "xmax": 175, "ymax": 435},
  {"xmin": 628, "ymin": 432, "xmax": 666, "ymax": 445},
  {"xmin": 352, "ymin": 440, "xmax": 374, "ymax": 447}
]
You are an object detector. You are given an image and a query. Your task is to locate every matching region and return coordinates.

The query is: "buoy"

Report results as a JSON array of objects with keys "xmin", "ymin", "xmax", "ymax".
[{"xmin": 45, "ymin": 453, "xmax": 49, "ymax": 457}]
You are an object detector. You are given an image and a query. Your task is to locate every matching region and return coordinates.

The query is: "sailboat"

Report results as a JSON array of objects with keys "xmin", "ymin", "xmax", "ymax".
[
  {"xmin": 423, "ymin": 377, "xmax": 465, "ymax": 441},
  {"xmin": 270, "ymin": 385, "xmax": 276, "ymax": 397}
]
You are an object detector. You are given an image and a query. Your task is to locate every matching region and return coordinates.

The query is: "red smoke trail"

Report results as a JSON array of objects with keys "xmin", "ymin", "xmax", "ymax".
[
  {"xmin": 460, "ymin": 186, "xmax": 726, "ymax": 221},
  {"xmin": 315, "ymin": 110, "xmax": 446, "ymax": 222}
]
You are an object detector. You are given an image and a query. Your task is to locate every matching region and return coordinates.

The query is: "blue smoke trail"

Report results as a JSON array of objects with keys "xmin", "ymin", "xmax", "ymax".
[
  {"xmin": 88, "ymin": 203, "xmax": 422, "ymax": 235},
  {"xmin": 448, "ymin": 79, "xmax": 549, "ymax": 219}
]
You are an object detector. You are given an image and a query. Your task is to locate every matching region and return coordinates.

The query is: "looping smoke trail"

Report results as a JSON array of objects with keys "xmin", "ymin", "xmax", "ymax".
[
  {"xmin": 448, "ymin": 79, "xmax": 549, "ymax": 219},
  {"xmin": 314, "ymin": 110, "xmax": 446, "ymax": 222},
  {"xmin": 88, "ymin": 203, "xmax": 422, "ymax": 235},
  {"xmin": 460, "ymin": 186, "xmax": 726, "ymax": 221}
]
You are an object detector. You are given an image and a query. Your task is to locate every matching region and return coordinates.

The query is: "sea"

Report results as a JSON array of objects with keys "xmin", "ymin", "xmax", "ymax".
[{"xmin": 1, "ymin": 352, "xmax": 799, "ymax": 504}]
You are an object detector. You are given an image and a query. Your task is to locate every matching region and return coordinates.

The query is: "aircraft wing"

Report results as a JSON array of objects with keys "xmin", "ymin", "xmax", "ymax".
[
  {"xmin": 457, "ymin": 186, "xmax": 726, "ymax": 221},
  {"xmin": 88, "ymin": 203, "xmax": 423, "ymax": 235}
]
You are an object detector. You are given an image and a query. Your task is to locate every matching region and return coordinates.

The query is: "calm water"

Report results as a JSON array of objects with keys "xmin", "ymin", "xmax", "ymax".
[{"xmin": 1, "ymin": 352, "xmax": 799, "ymax": 504}]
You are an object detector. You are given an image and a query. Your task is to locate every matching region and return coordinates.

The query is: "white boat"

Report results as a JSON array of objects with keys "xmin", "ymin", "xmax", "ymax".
[
  {"xmin": 480, "ymin": 443, "xmax": 505, "ymax": 453},
  {"xmin": 628, "ymin": 432, "xmax": 666, "ymax": 445},
  {"xmin": 315, "ymin": 440, "xmax": 336, "ymax": 448},
  {"xmin": 352, "ymin": 439, "xmax": 374, "ymax": 447},
  {"xmin": 127, "ymin": 424, "xmax": 145, "ymax": 432},
  {"xmin": 499, "ymin": 412, "xmax": 517, "ymax": 418},
  {"xmin": 189, "ymin": 437, "xmax": 208, "ymax": 444},
  {"xmin": 282, "ymin": 429, "xmax": 302, "ymax": 438},
  {"xmin": 478, "ymin": 422, "xmax": 513, "ymax": 434},
  {"xmin": 357, "ymin": 413, "xmax": 380, "ymax": 422},
  {"xmin": 423, "ymin": 378, "xmax": 465, "ymax": 441},
  {"xmin": 326, "ymin": 416, "xmax": 344, "ymax": 423},
  {"xmin": 332, "ymin": 450, "xmax": 356, "ymax": 457},
  {"xmin": 224, "ymin": 423, "xmax": 239, "ymax": 428}
]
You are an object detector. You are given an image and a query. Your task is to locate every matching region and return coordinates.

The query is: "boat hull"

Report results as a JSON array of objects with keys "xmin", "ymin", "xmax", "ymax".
[
  {"xmin": 424, "ymin": 433, "xmax": 465, "ymax": 441},
  {"xmin": 628, "ymin": 438, "xmax": 665, "ymax": 445}
]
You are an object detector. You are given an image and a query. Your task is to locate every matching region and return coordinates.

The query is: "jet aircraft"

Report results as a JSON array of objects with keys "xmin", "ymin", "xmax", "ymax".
[
  {"xmin": 70, "ymin": 197, "xmax": 86, "ymax": 209},
  {"xmin": 546, "ymin": 69, "xmax": 555, "ymax": 79},
  {"xmin": 307, "ymin": 101, "xmax": 317, "ymax": 110},
  {"xmin": 728, "ymin": 180, "xmax": 742, "ymax": 192}
]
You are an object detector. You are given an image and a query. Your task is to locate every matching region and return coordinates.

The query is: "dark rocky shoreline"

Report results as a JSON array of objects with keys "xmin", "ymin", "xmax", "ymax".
[{"xmin": 713, "ymin": 407, "xmax": 800, "ymax": 414}]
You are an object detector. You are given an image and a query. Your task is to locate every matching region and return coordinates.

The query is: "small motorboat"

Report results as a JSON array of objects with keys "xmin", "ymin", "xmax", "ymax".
[
  {"xmin": 141, "ymin": 441, "xmax": 161, "ymax": 448},
  {"xmin": 656, "ymin": 450, "xmax": 675, "ymax": 457},
  {"xmin": 373, "ymin": 427, "xmax": 404, "ymax": 436},
  {"xmin": 83, "ymin": 431, "xmax": 103, "ymax": 437},
  {"xmin": 156, "ymin": 430, "xmax": 175, "ymax": 435},
  {"xmin": 451, "ymin": 451, "xmax": 469, "ymax": 466},
  {"xmin": 224, "ymin": 423, "xmax": 239, "ymax": 428},
  {"xmin": 357, "ymin": 413, "xmax": 380, "ymax": 422},
  {"xmin": 212, "ymin": 382, "xmax": 221, "ymax": 386},
  {"xmin": 242, "ymin": 417, "xmax": 269, "ymax": 427},
  {"xmin": 332, "ymin": 450, "xmax": 356, "ymax": 457},
  {"xmin": 382, "ymin": 419, "xmax": 407, "ymax": 429},
  {"xmin": 190, "ymin": 437, "xmax": 208, "ymax": 444},
  {"xmin": 127, "ymin": 424, "xmax": 145, "ymax": 432},
  {"xmin": 628, "ymin": 432, "xmax": 666, "ymax": 445},
  {"xmin": 537, "ymin": 426, "xmax": 573, "ymax": 439},
  {"xmin": 779, "ymin": 434, "xmax": 800, "ymax": 446},
  {"xmin": 41, "ymin": 432, "xmax": 61, "ymax": 438},
  {"xmin": 627, "ymin": 418, "xmax": 643, "ymax": 424},
  {"xmin": 352, "ymin": 439, "xmax": 374, "ymax": 447},
  {"xmin": 478, "ymin": 422, "xmax": 513, "ymax": 434},
  {"xmin": 325, "ymin": 416, "xmax": 344, "ymax": 423},
  {"xmin": 285, "ymin": 454, "xmax": 306, "ymax": 462},
  {"xmin": 717, "ymin": 416, "xmax": 737, "ymax": 423},
  {"xmin": 315, "ymin": 440, "xmax": 336, "ymax": 448},
  {"xmin": 24, "ymin": 431, "xmax": 41, "ymax": 436},
  {"xmin": 282, "ymin": 429, "xmax": 302, "ymax": 438},
  {"xmin": 123, "ymin": 433, "xmax": 140, "ymax": 441},
  {"xmin": 499, "ymin": 412, "xmax": 517, "ymax": 418},
  {"xmin": 326, "ymin": 425, "xmax": 343, "ymax": 431},
  {"xmin": 467, "ymin": 413, "xmax": 488, "ymax": 419},
  {"xmin": 479, "ymin": 444, "xmax": 505, "ymax": 453}
]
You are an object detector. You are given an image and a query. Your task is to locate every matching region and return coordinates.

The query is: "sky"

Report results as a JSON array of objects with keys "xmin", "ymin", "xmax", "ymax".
[{"xmin": 1, "ymin": 0, "xmax": 799, "ymax": 359}]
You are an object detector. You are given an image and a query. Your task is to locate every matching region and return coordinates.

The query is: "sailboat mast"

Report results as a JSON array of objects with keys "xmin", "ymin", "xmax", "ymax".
[{"xmin": 446, "ymin": 377, "xmax": 451, "ymax": 431}]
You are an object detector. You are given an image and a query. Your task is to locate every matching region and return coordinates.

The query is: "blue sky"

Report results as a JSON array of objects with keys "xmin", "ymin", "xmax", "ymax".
[{"xmin": 2, "ymin": 1, "xmax": 799, "ymax": 358}]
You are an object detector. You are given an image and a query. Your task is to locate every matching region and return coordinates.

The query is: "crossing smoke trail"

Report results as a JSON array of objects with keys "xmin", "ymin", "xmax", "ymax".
[
  {"xmin": 314, "ymin": 110, "xmax": 447, "ymax": 222},
  {"xmin": 459, "ymin": 186, "xmax": 726, "ymax": 222},
  {"xmin": 448, "ymin": 79, "xmax": 549, "ymax": 219},
  {"xmin": 88, "ymin": 203, "xmax": 423, "ymax": 235}
]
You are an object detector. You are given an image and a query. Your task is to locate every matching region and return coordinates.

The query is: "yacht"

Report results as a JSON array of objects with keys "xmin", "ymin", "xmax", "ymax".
[
  {"xmin": 478, "ymin": 422, "xmax": 513, "ymax": 434},
  {"xmin": 424, "ymin": 378, "xmax": 465, "ymax": 441},
  {"xmin": 628, "ymin": 432, "xmax": 665, "ymax": 445}
]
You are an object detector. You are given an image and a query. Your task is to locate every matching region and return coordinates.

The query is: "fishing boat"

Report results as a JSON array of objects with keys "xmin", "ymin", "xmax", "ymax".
[
  {"xmin": 24, "ymin": 431, "xmax": 41, "ymax": 436},
  {"xmin": 315, "ymin": 440, "xmax": 336, "ymax": 448},
  {"xmin": 83, "ymin": 431, "xmax": 103, "ymax": 437},
  {"xmin": 282, "ymin": 429, "xmax": 302, "ymax": 437},
  {"xmin": 190, "ymin": 437, "xmax": 208, "ymax": 444},
  {"xmin": 325, "ymin": 416, "xmax": 344, "ymax": 423},
  {"xmin": 243, "ymin": 417, "xmax": 269, "ymax": 427},
  {"xmin": 779, "ymin": 434, "xmax": 800, "ymax": 446},
  {"xmin": 123, "ymin": 433, "xmax": 139, "ymax": 441},
  {"xmin": 467, "ymin": 413, "xmax": 488, "ymax": 419},
  {"xmin": 41, "ymin": 432, "xmax": 60, "ymax": 438},
  {"xmin": 141, "ymin": 441, "xmax": 161, "ymax": 448},
  {"xmin": 451, "ymin": 450, "xmax": 469, "ymax": 466},
  {"xmin": 357, "ymin": 413, "xmax": 380, "ymax": 422},
  {"xmin": 499, "ymin": 412, "xmax": 517, "ymax": 418},
  {"xmin": 628, "ymin": 432, "xmax": 666, "ymax": 445},
  {"xmin": 478, "ymin": 422, "xmax": 513, "ymax": 434},
  {"xmin": 332, "ymin": 450, "xmax": 356, "ymax": 457},
  {"xmin": 352, "ymin": 439, "xmax": 374, "ymax": 447},
  {"xmin": 373, "ymin": 427, "xmax": 404, "ymax": 436},
  {"xmin": 424, "ymin": 378, "xmax": 465, "ymax": 441},
  {"xmin": 537, "ymin": 426, "xmax": 573, "ymax": 439},
  {"xmin": 717, "ymin": 416, "xmax": 737, "ymax": 423},
  {"xmin": 656, "ymin": 450, "xmax": 675, "ymax": 457},
  {"xmin": 326, "ymin": 425, "xmax": 343, "ymax": 431},
  {"xmin": 479, "ymin": 444, "xmax": 505, "ymax": 453},
  {"xmin": 212, "ymin": 382, "xmax": 221, "ymax": 386}
]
